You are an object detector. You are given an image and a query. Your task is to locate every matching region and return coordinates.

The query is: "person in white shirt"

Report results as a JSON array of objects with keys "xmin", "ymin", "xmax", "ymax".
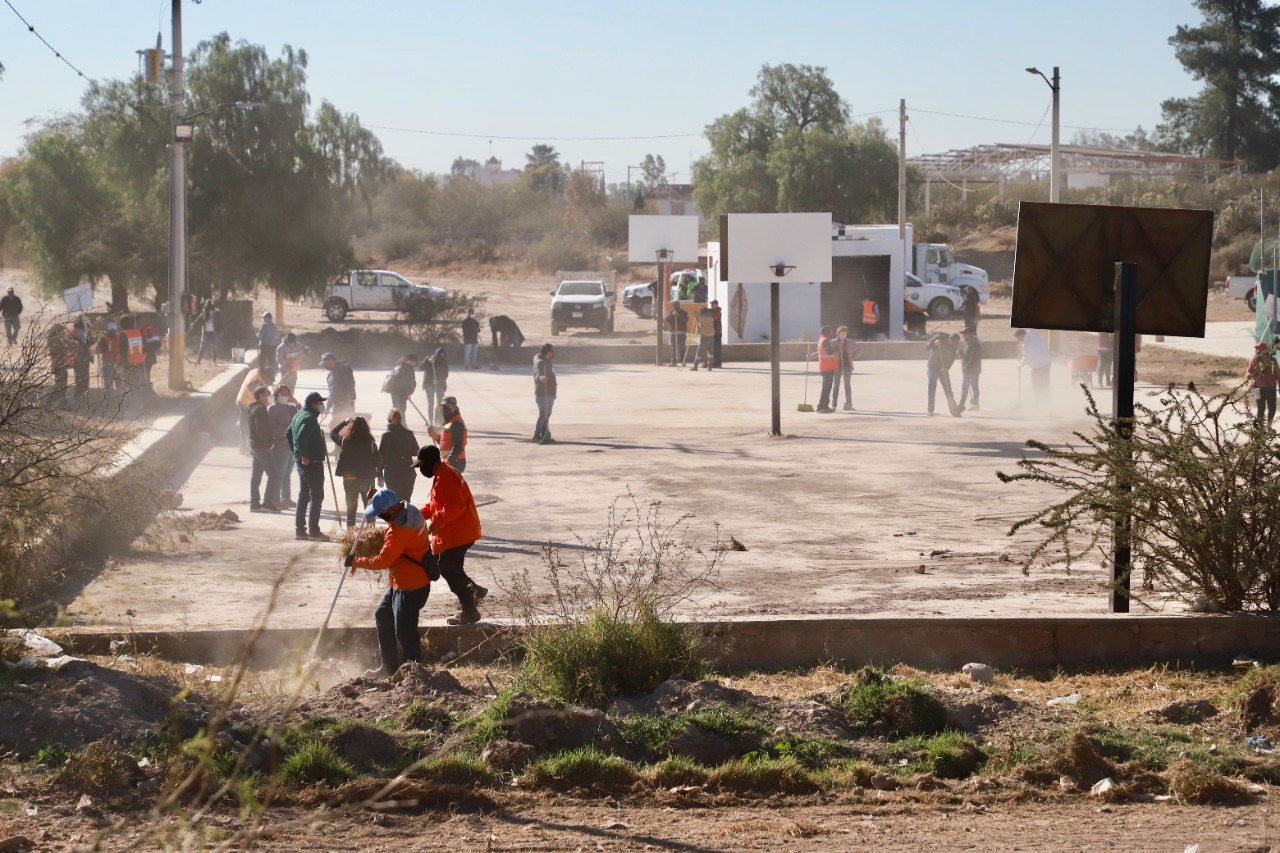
[{"xmin": 1015, "ymin": 329, "xmax": 1052, "ymax": 404}]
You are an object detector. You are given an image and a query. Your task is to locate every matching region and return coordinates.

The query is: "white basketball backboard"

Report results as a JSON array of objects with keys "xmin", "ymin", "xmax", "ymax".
[
  {"xmin": 721, "ymin": 212, "xmax": 832, "ymax": 284},
  {"xmin": 628, "ymin": 215, "xmax": 700, "ymax": 263}
]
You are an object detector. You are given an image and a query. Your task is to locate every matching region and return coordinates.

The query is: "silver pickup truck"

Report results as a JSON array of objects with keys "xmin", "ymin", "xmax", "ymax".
[{"xmin": 310, "ymin": 270, "xmax": 446, "ymax": 322}]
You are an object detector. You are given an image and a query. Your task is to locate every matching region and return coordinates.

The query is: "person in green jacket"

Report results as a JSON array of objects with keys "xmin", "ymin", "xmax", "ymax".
[{"xmin": 286, "ymin": 391, "xmax": 330, "ymax": 540}]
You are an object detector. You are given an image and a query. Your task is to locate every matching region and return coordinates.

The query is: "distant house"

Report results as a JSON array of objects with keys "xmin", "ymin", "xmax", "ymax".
[
  {"xmin": 474, "ymin": 156, "xmax": 521, "ymax": 188},
  {"xmin": 641, "ymin": 184, "xmax": 706, "ymax": 229}
]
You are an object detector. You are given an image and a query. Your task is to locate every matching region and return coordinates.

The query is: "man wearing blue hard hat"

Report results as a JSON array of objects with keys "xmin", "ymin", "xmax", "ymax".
[{"xmin": 345, "ymin": 487, "xmax": 433, "ymax": 676}]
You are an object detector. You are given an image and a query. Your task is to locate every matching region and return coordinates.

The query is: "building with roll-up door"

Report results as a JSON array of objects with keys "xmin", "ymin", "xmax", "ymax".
[{"xmin": 706, "ymin": 224, "xmax": 911, "ymax": 344}]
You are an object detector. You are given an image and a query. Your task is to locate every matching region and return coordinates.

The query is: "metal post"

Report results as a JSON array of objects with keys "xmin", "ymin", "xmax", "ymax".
[
  {"xmin": 1050, "ymin": 66, "xmax": 1060, "ymax": 203},
  {"xmin": 166, "ymin": 0, "xmax": 187, "ymax": 390},
  {"xmin": 1110, "ymin": 262, "xmax": 1138, "ymax": 613},
  {"xmin": 770, "ymin": 281, "xmax": 780, "ymax": 437},
  {"xmin": 655, "ymin": 250, "xmax": 667, "ymax": 366}
]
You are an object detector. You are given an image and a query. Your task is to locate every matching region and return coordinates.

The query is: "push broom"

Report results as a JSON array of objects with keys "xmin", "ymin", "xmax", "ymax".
[{"xmin": 797, "ymin": 352, "xmax": 814, "ymax": 412}]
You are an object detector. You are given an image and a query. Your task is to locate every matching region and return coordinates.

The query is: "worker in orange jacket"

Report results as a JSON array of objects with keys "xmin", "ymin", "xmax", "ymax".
[
  {"xmin": 346, "ymin": 488, "xmax": 432, "ymax": 676},
  {"xmin": 417, "ymin": 444, "xmax": 485, "ymax": 625}
]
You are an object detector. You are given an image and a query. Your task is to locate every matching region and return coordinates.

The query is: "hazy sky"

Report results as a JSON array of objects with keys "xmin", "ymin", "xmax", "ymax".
[{"xmin": 2, "ymin": 1, "xmax": 1202, "ymax": 185}]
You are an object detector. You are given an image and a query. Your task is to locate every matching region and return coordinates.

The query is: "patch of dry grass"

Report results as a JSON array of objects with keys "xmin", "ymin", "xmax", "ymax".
[{"xmin": 1167, "ymin": 759, "xmax": 1251, "ymax": 804}]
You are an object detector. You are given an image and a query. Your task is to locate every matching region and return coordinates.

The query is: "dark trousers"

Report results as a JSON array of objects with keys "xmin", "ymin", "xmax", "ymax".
[
  {"xmin": 818, "ymin": 370, "xmax": 836, "ymax": 409},
  {"xmin": 385, "ymin": 472, "xmax": 415, "ymax": 506},
  {"xmin": 927, "ymin": 368, "xmax": 955, "ymax": 413},
  {"xmin": 250, "ymin": 447, "xmax": 278, "ymax": 507},
  {"xmin": 73, "ymin": 363, "xmax": 90, "ymax": 401},
  {"xmin": 535, "ymin": 395, "xmax": 555, "ymax": 439},
  {"xmin": 713, "ymin": 333, "xmax": 722, "ymax": 368},
  {"xmin": 668, "ymin": 333, "xmax": 686, "ymax": 365},
  {"xmin": 258, "ymin": 345, "xmax": 277, "ymax": 371},
  {"xmin": 438, "ymin": 542, "xmax": 480, "ymax": 611},
  {"xmin": 1097, "ymin": 350, "xmax": 1113, "ymax": 386},
  {"xmin": 373, "ymin": 584, "xmax": 430, "ymax": 674},
  {"xmin": 295, "ymin": 462, "xmax": 324, "ymax": 534},
  {"xmin": 1257, "ymin": 387, "xmax": 1277, "ymax": 426}
]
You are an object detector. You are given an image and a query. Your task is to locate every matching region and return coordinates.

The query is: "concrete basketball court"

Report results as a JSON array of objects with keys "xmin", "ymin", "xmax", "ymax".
[{"xmin": 70, "ymin": 352, "xmax": 1163, "ymax": 634}]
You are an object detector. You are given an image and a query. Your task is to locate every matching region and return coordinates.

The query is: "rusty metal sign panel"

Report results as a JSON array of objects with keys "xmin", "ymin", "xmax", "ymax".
[{"xmin": 1011, "ymin": 202, "xmax": 1213, "ymax": 336}]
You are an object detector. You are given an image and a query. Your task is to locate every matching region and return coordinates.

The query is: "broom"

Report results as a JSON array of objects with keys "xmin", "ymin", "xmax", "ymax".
[
  {"xmin": 309, "ymin": 512, "xmax": 369, "ymax": 659},
  {"xmin": 797, "ymin": 351, "xmax": 815, "ymax": 412}
]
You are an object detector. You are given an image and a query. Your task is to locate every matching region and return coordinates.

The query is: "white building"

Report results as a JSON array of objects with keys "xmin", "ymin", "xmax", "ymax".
[{"xmin": 706, "ymin": 224, "xmax": 910, "ymax": 343}]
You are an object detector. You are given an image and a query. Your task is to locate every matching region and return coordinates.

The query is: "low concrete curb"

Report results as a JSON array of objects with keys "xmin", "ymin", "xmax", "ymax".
[{"xmin": 57, "ymin": 614, "xmax": 1280, "ymax": 671}]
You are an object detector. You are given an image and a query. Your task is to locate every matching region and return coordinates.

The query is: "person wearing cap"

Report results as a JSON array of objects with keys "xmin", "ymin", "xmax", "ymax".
[
  {"xmin": 257, "ymin": 311, "xmax": 278, "ymax": 372},
  {"xmin": 285, "ymin": 391, "xmax": 330, "ymax": 540},
  {"xmin": 248, "ymin": 386, "xmax": 281, "ymax": 512},
  {"xmin": 811, "ymin": 325, "xmax": 840, "ymax": 413},
  {"xmin": 417, "ymin": 445, "xmax": 486, "ymax": 624},
  {"xmin": 345, "ymin": 487, "xmax": 432, "ymax": 677},
  {"xmin": 276, "ymin": 333, "xmax": 309, "ymax": 395},
  {"xmin": 96, "ymin": 321, "xmax": 122, "ymax": 396},
  {"xmin": 533, "ymin": 343, "xmax": 556, "ymax": 444},
  {"xmin": 427, "ymin": 396, "xmax": 467, "ymax": 473},
  {"xmin": 195, "ymin": 298, "xmax": 220, "ymax": 366},
  {"xmin": 461, "ymin": 308, "xmax": 481, "ymax": 370},
  {"xmin": 957, "ymin": 327, "xmax": 983, "ymax": 411},
  {"xmin": 1248, "ymin": 341, "xmax": 1280, "ymax": 426},
  {"xmin": 236, "ymin": 363, "xmax": 277, "ymax": 455},
  {"xmin": 321, "ymin": 352, "xmax": 357, "ymax": 423},
  {"xmin": 0, "ymin": 287, "xmax": 22, "ymax": 346}
]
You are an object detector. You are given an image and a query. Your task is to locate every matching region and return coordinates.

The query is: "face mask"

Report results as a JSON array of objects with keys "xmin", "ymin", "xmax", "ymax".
[{"xmin": 276, "ymin": 395, "xmax": 288, "ymax": 403}]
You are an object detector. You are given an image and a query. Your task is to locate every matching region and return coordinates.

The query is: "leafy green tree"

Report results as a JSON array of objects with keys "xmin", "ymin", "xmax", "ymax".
[
  {"xmin": 1159, "ymin": 0, "xmax": 1280, "ymax": 167},
  {"xmin": 693, "ymin": 64, "xmax": 896, "ymax": 228},
  {"xmin": 523, "ymin": 144, "xmax": 565, "ymax": 192},
  {"xmin": 563, "ymin": 169, "xmax": 606, "ymax": 238},
  {"xmin": 636, "ymin": 153, "xmax": 666, "ymax": 195}
]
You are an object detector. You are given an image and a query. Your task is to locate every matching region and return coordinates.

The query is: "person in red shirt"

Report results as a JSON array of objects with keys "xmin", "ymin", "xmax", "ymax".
[
  {"xmin": 417, "ymin": 444, "xmax": 486, "ymax": 624},
  {"xmin": 346, "ymin": 488, "xmax": 432, "ymax": 676},
  {"xmin": 1248, "ymin": 341, "xmax": 1280, "ymax": 427}
]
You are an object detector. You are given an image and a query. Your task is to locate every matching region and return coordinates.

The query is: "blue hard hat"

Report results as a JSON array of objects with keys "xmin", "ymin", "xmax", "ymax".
[{"xmin": 364, "ymin": 488, "xmax": 399, "ymax": 519}]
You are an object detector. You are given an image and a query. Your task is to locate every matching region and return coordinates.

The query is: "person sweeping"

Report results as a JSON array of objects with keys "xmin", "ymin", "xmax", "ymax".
[
  {"xmin": 345, "ymin": 488, "xmax": 432, "ymax": 677},
  {"xmin": 417, "ymin": 445, "xmax": 486, "ymax": 624}
]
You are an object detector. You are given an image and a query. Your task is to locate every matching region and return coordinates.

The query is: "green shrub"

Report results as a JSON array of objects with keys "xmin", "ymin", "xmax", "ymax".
[
  {"xmin": 461, "ymin": 691, "xmax": 517, "ymax": 748},
  {"xmin": 616, "ymin": 714, "xmax": 681, "ymax": 756},
  {"xmin": 279, "ymin": 741, "xmax": 357, "ymax": 787},
  {"xmin": 709, "ymin": 756, "xmax": 819, "ymax": 794},
  {"xmin": 518, "ymin": 605, "xmax": 707, "ymax": 708},
  {"xmin": 842, "ymin": 669, "xmax": 947, "ymax": 737},
  {"xmin": 414, "ymin": 755, "xmax": 496, "ymax": 787},
  {"xmin": 886, "ymin": 731, "xmax": 985, "ymax": 779},
  {"xmin": 769, "ymin": 736, "xmax": 856, "ymax": 768},
  {"xmin": 685, "ymin": 708, "xmax": 770, "ymax": 740},
  {"xmin": 521, "ymin": 747, "xmax": 639, "ymax": 791},
  {"xmin": 402, "ymin": 702, "xmax": 453, "ymax": 732},
  {"xmin": 646, "ymin": 754, "xmax": 709, "ymax": 788}
]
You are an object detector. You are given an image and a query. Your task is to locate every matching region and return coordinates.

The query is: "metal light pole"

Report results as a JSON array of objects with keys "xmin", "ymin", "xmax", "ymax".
[
  {"xmin": 1026, "ymin": 66, "xmax": 1061, "ymax": 203},
  {"xmin": 167, "ymin": 0, "xmax": 187, "ymax": 390}
]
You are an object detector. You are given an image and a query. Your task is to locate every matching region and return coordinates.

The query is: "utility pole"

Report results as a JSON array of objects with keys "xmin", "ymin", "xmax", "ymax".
[
  {"xmin": 895, "ymin": 98, "xmax": 908, "ymax": 341},
  {"xmin": 167, "ymin": 0, "xmax": 187, "ymax": 390},
  {"xmin": 1050, "ymin": 66, "xmax": 1060, "ymax": 203}
]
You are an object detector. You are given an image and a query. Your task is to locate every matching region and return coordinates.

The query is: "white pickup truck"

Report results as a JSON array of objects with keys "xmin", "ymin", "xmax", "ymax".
[
  {"xmin": 904, "ymin": 273, "xmax": 969, "ymax": 320},
  {"xmin": 1225, "ymin": 275, "xmax": 1259, "ymax": 310},
  {"xmin": 311, "ymin": 270, "xmax": 447, "ymax": 322}
]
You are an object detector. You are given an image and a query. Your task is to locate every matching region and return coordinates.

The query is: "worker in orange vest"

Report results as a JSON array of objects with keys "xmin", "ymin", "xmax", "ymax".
[
  {"xmin": 427, "ymin": 396, "xmax": 468, "ymax": 474},
  {"xmin": 119, "ymin": 314, "xmax": 147, "ymax": 399},
  {"xmin": 237, "ymin": 365, "xmax": 277, "ymax": 455},
  {"xmin": 861, "ymin": 298, "xmax": 881, "ymax": 341},
  {"xmin": 810, "ymin": 325, "xmax": 840, "ymax": 414}
]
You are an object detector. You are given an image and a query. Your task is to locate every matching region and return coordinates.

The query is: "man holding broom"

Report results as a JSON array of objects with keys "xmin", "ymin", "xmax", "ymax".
[
  {"xmin": 344, "ymin": 488, "xmax": 432, "ymax": 677},
  {"xmin": 418, "ymin": 445, "xmax": 486, "ymax": 625}
]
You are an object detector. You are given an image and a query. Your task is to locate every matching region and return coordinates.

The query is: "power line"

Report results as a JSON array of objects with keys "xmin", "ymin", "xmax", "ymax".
[
  {"xmin": 364, "ymin": 124, "xmax": 703, "ymax": 142},
  {"xmin": 910, "ymin": 106, "xmax": 1136, "ymax": 134},
  {"xmin": 3, "ymin": 0, "xmax": 92, "ymax": 82}
]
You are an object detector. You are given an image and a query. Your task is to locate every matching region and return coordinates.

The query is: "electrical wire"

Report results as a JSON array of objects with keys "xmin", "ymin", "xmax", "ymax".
[
  {"xmin": 910, "ymin": 106, "xmax": 1134, "ymax": 134},
  {"xmin": 3, "ymin": 0, "xmax": 92, "ymax": 81},
  {"xmin": 906, "ymin": 117, "xmax": 1001, "ymax": 193}
]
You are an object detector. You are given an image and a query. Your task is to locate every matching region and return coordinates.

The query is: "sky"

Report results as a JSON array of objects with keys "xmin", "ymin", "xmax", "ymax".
[{"xmin": 1, "ymin": 1, "xmax": 1203, "ymax": 185}]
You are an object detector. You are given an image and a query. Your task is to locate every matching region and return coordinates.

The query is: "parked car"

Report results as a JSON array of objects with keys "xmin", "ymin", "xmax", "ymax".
[
  {"xmin": 1225, "ymin": 275, "xmax": 1259, "ymax": 311},
  {"xmin": 904, "ymin": 273, "xmax": 965, "ymax": 320},
  {"xmin": 310, "ymin": 270, "xmax": 446, "ymax": 322},
  {"xmin": 550, "ymin": 279, "xmax": 616, "ymax": 335}
]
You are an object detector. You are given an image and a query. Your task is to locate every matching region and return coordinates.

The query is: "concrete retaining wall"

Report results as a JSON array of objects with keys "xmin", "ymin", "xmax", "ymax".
[{"xmin": 58, "ymin": 614, "xmax": 1280, "ymax": 671}]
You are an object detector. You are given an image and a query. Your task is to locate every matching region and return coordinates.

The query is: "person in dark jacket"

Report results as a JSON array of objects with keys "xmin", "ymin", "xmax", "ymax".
[
  {"xmin": 961, "ymin": 286, "xmax": 980, "ymax": 330},
  {"xmin": 247, "ymin": 386, "xmax": 280, "ymax": 512},
  {"xmin": 194, "ymin": 298, "xmax": 220, "ymax": 366},
  {"xmin": 321, "ymin": 352, "xmax": 356, "ymax": 423},
  {"xmin": 533, "ymin": 344, "xmax": 557, "ymax": 444},
  {"xmin": 711, "ymin": 299, "xmax": 724, "ymax": 368},
  {"xmin": 488, "ymin": 315, "xmax": 525, "ymax": 367},
  {"xmin": 0, "ymin": 287, "xmax": 23, "ymax": 345},
  {"xmin": 385, "ymin": 353, "xmax": 418, "ymax": 418},
  {"xmin": 461, "ymin": 308, "xmax": 481, "ymax": 369},
  {"xmin": 422, "ymin": 347, "xmax": 449, "ymax": 422},
  {"xmin": 330, "ymin": 415, "xmax": 384, "ymax": 528},
  {"xmin": 428, "ymin": 396, "xmax": 467, "ymax": 473},
  {"xmin": 926, "ymin": 332, "xmax": 963, "ymax": 417},
  {"xmin": 958, "ymin": 327, "xmax": 983, "ymax": 411},
  {"xmin": 71, "ymin": 317, "xmax": 93, "ymax": 403},
  {"xmin": 268, "ymin": 385, "xmax": 299, "ymax": 508},
  {"xmin": 286, "ymin": 391, "xmax": 329, "ymax": 540},
  {"xmin": 379, "ymin": 408, "xmax": 420, "ymax": 504}
]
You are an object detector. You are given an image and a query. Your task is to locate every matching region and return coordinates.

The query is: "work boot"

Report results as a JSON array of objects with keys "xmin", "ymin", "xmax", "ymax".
[
  {"xmin": 471, "ymin": 585, "xmax": 488, "ymax": 605},
  {"xmin": 250, "ymin": 504, "xmax": 265, "ymax": 513},
  {"xmin": 447, "ymin": 609, "xmax": 482, "ymax": 626},
  {"xmin": 262, "ymin": 502, "xmax": 282, "ymax": 512},
  {"xmin": 295, "ymin": 531, "xmax": 309, "ymax": 541},
  {"xmin": 308, "ymin": 530, "xmax": 330, "ymax": 542},
  {"xmin": 842, "ymin": 402, "xmax": 854, "ymax": 411}
]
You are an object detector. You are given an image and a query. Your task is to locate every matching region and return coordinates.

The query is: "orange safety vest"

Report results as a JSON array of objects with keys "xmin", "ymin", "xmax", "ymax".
[
  {"xmin": 439, "ymin": 412, "xmax": 467, "ymax": 460},
  {"xmin": 862, "ymin": 299, "xmax": 879, "ymax": 325},
  {"xmin": 816, "ymin": 335, "xmax": 839, "ymax": 372},
  {"xmin": 100, "ymin": 335, "xmax": 120, "ymax": 362},
  {"xmin": 237, "ymin": 369, "xmax": 268, "ymax": 408},
  {"xmin": 123, "ymin": 329, "xmax": 144, "ymax": 364}
]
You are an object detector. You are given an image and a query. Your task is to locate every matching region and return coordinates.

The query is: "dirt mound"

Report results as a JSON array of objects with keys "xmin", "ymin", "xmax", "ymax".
[
  {"xmin": 0, "ymin": 663, "xmax": 207, "ymax": 758},
  {"xmin": 1061, "ymin": 730, "xmax": 1117, "ymax": 787},
  {"xmin": 189, "ymin": 510, "xmax": 240, "ymax": 531},
  {"xmin": 289, "ymin": 663, "xmax": 477, "ymax": 725},
  {"xmin": 608, "ymin": 677, "xmax": 765, "ymax": 717},
  {"xmin": 501, "ymin": 692, "xmax": 623, "ymax": 756}
]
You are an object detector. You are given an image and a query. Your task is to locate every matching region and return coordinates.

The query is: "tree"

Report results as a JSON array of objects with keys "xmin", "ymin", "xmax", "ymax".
[
  {"xmin": 523, "ymin": 144, "xmax": 565, "ymax": 192},
  {"xmin": 451, "ymin": 157, "xmax": 480, "ymax": 178},
  {"xmin": 1158, "ymin": 0, "xmax": 1280, "ymax": 167},
  {"xmin": 693, "ymin": 64, "xmax": 896, "ymax": 228},
  {"xmin": 563, "ymin": 170, "xmax": 606, "ymax": 238},
  {"xmin": 635, "ymin": 153, "xmax": 666, "ymax": 195}
]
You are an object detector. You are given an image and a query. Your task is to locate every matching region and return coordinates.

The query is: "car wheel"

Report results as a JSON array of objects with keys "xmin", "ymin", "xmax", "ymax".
[
  {"xmin": 1248, "ymin": 291, "xmax": 1258, "ymax": 312},
  {"xmin": 551, "ymin": 322, "xmax": 561, "ymax": 336},
  {"xmin": 638, "ymin": 298, "xmax": 654, "ymax": 319},
  {"xmin": 324, "ymin": 299, "xmax": 348, "ymax": 322},
  {"xmin": 928, "ymin": 298, "xmax": 954, "ymax": 320}
]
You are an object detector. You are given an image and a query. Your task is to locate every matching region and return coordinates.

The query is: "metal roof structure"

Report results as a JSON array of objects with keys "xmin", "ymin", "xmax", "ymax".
[{"xmin": 910, "ymin": 143, "xmax": 1241, "ymax": 185}]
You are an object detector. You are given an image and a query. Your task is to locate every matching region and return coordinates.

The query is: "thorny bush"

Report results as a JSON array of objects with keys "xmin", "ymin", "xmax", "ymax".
[
  {"xmin": 502, "ymin": 492, "xmax": 723, "ymax": 707},
  {"xmin": 998, "ymin": 383, "xmax": 1280, "ymax": 612},
  {"xmin": 392, "ymin": 289, "xmax": 487, "ymax": 348}
]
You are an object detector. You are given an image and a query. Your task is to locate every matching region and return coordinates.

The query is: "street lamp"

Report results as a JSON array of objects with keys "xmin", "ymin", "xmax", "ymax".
[{"xmin": 1026, "ymin": 66, "xmax": 1060, "ymax": 203}]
